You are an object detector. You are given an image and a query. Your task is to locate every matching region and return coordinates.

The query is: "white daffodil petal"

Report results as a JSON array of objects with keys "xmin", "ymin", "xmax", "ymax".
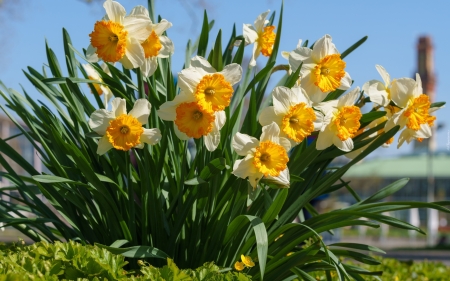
[
  {"xmin": 178, "ymin": 69, "xmax": 204, "ymax": 93},
  {"xmin": 288, "ymin": 47, "xmax": 313, "ymax": 73},
  {"xmin": 129, "ymin": 99, "xmax": 151, "ymax": 125},
  {"xmin": 141, "ymin": 128, "xmax": 162, "ymax": 145},
  {"xmin": 337, "ymin": 87, "xmax": 360, "ymax": 108},
  {"xmin": 266, "ymin": 168, "xmax": 290, "ymax": 187},
  {"xmin": 204, "ymin": 130, "xmax": 220, "ymax": 152},
  {"xmin": 232, "ymin": 133, "xmax": 259, "ymax": 156},
  {"xmin": 111, "ymin": 98, "xmax": 127, "ymax": 116},
  {"xmin": 86, "ymin": 45, "xmax": 99, "ymax": 63},
  {"xmin": 414, "ymin": 73, "xmax": 423, "ymax": 97},
  {"xmin": 272, "ymin": 86, "xmax": 294, "ymax": 115},
  {"xmin": 253, "ymin": 10, "xmax": 270, "ymax": 32},
  {"xmin": 124, "ymin": 16, "xmax": 152, "ymax": 42},
  {"xmin": 174, "ymin": 125, "xmax": 190, "ymax": 140},
  {"xmin": 338, "ymin": 72, "xmax": 352, "ymax": 90},
  {"xmin": 89, "ymin": 109, "xmax": 115, "ymax": 135},
  {"xmin": 279, "ymin": 137, "xmax": 291, "ymax": 152},
  {"xmin": 121, "ymin": 38, "xmax": 145, "ymax": 69},
  {"xmin": 363, "ymin": 80, "xmax": 389, "ymax": 107},
  {"xmin": 97, "ymin": 135, "xmax": 114, "ymax": 155},
  {"xmin": 104, "ymin": 0, "xmax": 126, "ymax": 24},
  {"xmin": 190, "ymin": 56, "xmax": 216, "ymax": 73},
  {"xmin": 376, "ymin": 64, "xmax": 390, "ymax": 86},
  {"xmin": 311, "ymin": 34, "xmax": 338, "ymax": 62},
  {"xmin": 390, "ymin": 78, "xmax": 416, "ymax": 108},
  {"xmin": 300, "ymin": 73, "xmax": 328, "ymax": 104},
  {"xmin": 158, "ymin": 92, "xmax": 196, "ymax": 121},
  {"xmin": 129, "ymin": 5, "xmax": 149, "ymax": 18},
  {"xmin": 316, "ymin": 128, "xmax": 334, "ymax": 150},
  {"xmin": 258, "ymin": 106, "xmax": 281, "ymax": 126},
  {"xmin": 141, "ymin": 57, "xmax": 158, "ymax": 77},
  {"xmin": 153, "ymin": 19, "xmax": 172, "ymax": 35},
  {"xmin": 215, "ymin": 111, "xmax": 226, "ymax": 130},
  {"xmin": 243, "ymin": 24, "xmax": 258, "ymax": 45},
  {"xmin": 159, "ymin": 36, "xmax": 174, "ymax": 58},
  {"xmin": 417, "ymin": 124, "xmax": 432, "ymax": 138},
  {"xmin": 260, "ymin": 122, "xmax": 280, "ymax": 143},
  {"xmin": 249, "ymin": 43, "xmax": 261, "ymax": 67},
  {"xmin": 220, "ymin": 64, "xmax": 243, "ymax": 86},
  {"xmin": 333, "ymin": 135, "xmax": 353, "ymax": 152},
  {"xmin": 232, "ymin": 156, "xmax": 259, "ymax": 180}
]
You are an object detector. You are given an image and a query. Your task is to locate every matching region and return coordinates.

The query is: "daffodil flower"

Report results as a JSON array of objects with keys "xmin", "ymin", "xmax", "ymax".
[
  {"xmin": 316, "ymin": 87, "xmax": 362, "ymax": 152},
  {"xmin": 127, "ymin": 6, "xmax": 174, "ymax": 77},
  {"xmin": 89, "ymin": 98, "xmax": 161, "ymax": 155},
  {"xmin": 289, "ymin": 34, "xmax": 352, "ymax": 104},
  {"xmin": 86, "ymin": 0, "xmax": 151, "ymax": 69},
  {"xmin": 362, "ymin": 65, "xmax": 393, "ymax": 107},
  {"xmin": 385, "ymin": 74, "xmax": 438, "ymax": 146},
  {"xmin": 82, "ymin": 63, "xmax": 113, "ymax": 107},
  {"xmin": 178, "ymin": 56, "xmax": 242, "ymax": 113},
  {"xmin": 243, "ymin": 10, "xmax": 276, "ymax": 67},
  {"xmin": 397, "ymin": 106, "xmax": 440, "ymax": 148},
  {"xmin": 259, "ymin": 86, "xmax": 320, "ymax": 147},
  {"xmin": 232, "ymin": 122, "xmax": 290, "ymax": 189},
  {"xmin": 157, "ymin": 92, "xmax": 226, "ymax": 152}
]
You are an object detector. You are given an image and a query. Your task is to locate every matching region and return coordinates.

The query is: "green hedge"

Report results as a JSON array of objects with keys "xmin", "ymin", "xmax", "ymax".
[{"xmin": 0, "ymin": 240, "xmax": 251, "ymax": 280}]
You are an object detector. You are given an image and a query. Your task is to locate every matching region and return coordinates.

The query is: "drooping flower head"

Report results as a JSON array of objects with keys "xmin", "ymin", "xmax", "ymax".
[
  {"xmin": 289, "ymin": 35, "xmax": 352, "ymax": 104},
  {"xmin": 232, "ymin": 122, "xmax": 291, "ymax": 189},
  {"xmin": 385, "ymin": 74, "xmax": 440, "ymax": 147},
  {"xmin": 126, "ymin": 6, "xmax": 174, "ymax": 77},
  {"xmin": 178, "ymin": 56, "xmax": 242, "ymax": 113},
  {"xmin": 259, "ymin": 86, "xmax": 320, "ymax": 147},
  {"xmin": 86, "ymin": 0, "xmax": 151, "ymax": 69},
  {"xmin": 89, "ymin": 98, "xmax": 161, "ymax": 155},
  {"xmin": 316, "ymin": 87, "xmax": 362, "ymax": 152},
  {"xmin": 82, "ymin": 63, "xmax": 113, "ymax": 107},
  {"xmin": 157, "ymin": 92, "xmax": 226, "ymax": 152},
  {"xmin": 243, "ymin": 10, "xmax": 276, "ymax": 67}
]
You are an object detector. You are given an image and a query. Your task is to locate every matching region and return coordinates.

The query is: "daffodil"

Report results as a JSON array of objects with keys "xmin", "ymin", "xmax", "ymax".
[
  {"xmin": 127, "ymin": 6, "xmax": 174, "ymax": 77},
  {"xmin": 82, "ymin": 63, "xmax": 113, "ymax": 107},
  {"xmin": 259, "ymin": 86, "xmax": 320, "ymax": 147},
  {"xmin": 89, "ymin": 98, "xmax": 161, "ymax": 155},
  {"xmin": 178, "ymin": 56, "xmax": 242, "ymax": 113},
  {"xmin": 316, "ymin": 87, "xmax": 362, "ymax": 152},
  {"xmin": 157, "ymin": 92, "xmax": 225, "ymax": 152},
  {"xmin": 289, "ymin": 34, "xmax": 352, "ymax": 104},
  {"xmin": 362, "ymin": 65, "xmax": 393, "ymax": 107},
  {"xmin": 86, "ymin": 0, "xmax": 151, "ymax": 69},
  {"xmin": 385, "ymin": 74, "xmax": 439, "ymax": 146},
  {"xmin": 232, "ymin": 122, "xmax": 290, "ymax": 189},
  {"xmin": 397, "ymin": 106, "xmax": 439, "ymax": 148},
  {"xmin": 243, "ymin": 10, "xmax": 276, "ymax": 67}
]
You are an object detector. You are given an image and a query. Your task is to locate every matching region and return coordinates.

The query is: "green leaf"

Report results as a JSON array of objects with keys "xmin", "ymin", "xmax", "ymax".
[
  {"xmin": 32, "ymin": 175, "xmax": 77, "ymax": 184},
  {"xmin": 360, "ymin": 111, "xmax": 386, "ymax": 125},
  {"xmin": 359, "ymin": 178, "xmax": 410, "ymax": 204},
  {"xmin": 95, "ymin": 243, "xmax": 169, "ymax": 259},
  {"xmin": 262, "ymin": 189, "xmax": 288, "ymax": 226},
  {"xmin": 328, "ymin": 243, "xmax": 386, "ymax": 254},
  {"xmin": 211, "ymin": 29, "xmax": 223, "ymax": 71},
  {"xmin": 197, "ymin": 10, "xmax": 210, "ymax": 57},
  {"xmin": 341, "ymin": 36, "xmax": 368, "ymax": 59},
  {"xmin": 431, "ymin": 101, "xmax": 446, "ymax": 108}
]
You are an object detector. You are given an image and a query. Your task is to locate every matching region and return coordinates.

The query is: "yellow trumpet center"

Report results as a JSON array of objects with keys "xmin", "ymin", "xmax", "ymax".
[
  {"xmin": 281, "ymin": 102, "xmax": 316, "ymax": 143},
  {"xmin": 403, "ymin": 94, "xmax": 432, "ymax": 131},
  {"xmin": 312, "ymin": 54, "xmax": 346, "ymax": 93},
  {"xmin": 175, "ymin": 102, "xmax": 215, "ymax": 138},
  {"xmin": 253, "ymin": 141, "xmax": 288, "ymax": 177},
  {"xmin": 142, "ymin": 30, "xmax": 162, "ymax": 58},
  {"xmin": 106, "ymin": 114, "xmax": 143, "ymax": 151},
  {"xmin": 258, "ymin": 26, "xmax": 276, "ymax": 57},
  {"xmin": 194, "ymin": 73, "xmax": 233, "ymax": 112},
  {"xmin": 90, "ymin": 20, "xmax": 128, "ymax": 63},
  {"xmin": 332, "ymin": 106, "xmax": 362, "ymax": 141}
]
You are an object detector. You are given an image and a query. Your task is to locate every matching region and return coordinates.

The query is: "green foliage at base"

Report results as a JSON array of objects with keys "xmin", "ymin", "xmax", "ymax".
[{"xmin": 0, "ymin": 241, "xmax": 251, "ymax": 280}]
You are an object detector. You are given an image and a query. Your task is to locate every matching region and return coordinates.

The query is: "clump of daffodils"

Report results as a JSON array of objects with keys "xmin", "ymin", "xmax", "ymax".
[{"xmin": 85, "ymin": 4, "xmax": 442, "ymax": 191}]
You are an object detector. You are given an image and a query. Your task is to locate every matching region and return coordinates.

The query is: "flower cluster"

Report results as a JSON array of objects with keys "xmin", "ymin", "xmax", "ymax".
[
  {"xmin": 86, "ymin": 5, "xmax": 441, "ymax": 191},
  {"xmin": 234, "ymin": 255, "xmax": 256, "ymax": 271}
]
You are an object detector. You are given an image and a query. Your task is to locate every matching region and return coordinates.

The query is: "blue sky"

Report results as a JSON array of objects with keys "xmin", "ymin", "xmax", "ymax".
[{"xmin": 0, "ymin": 0, "xmax": 449, "ymax": 157}]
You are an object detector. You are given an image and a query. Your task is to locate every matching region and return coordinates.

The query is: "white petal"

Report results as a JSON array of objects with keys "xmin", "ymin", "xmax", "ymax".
[
  {"xmin": 363, "ymin": 80, "xmax": 389, "ymax": 107},
  {"xmin": 311, "ymin": 34, "xmax": 338, "ymax": 62},
  {"xmin": 121, "ymin": 38, "xmax": 145, "ymax": 69},
  {"xmin": 82, "ymin": 64, "xmax": 99, "ymax": 79},
  {"xmin": 289, "ymin": 47, "xmax": 313, "ymax": 73},
  {"xmin": 141, "ymin": 57, "xmax": 158, "ymax": 77},
  {"xmin": 260, "ymin": 122, "xmax": 280, "ymax": 143},
  {"xmin": 97, "ymin": 135, "xmax": 114, "ymax": 155},
  {"xmin": 204, "ymin": 130, "xmax": 220, "ymax": 152},
  {"xmin": 174, "ymin": 124, "xmax": 190, "ymax": 140},
  {"xmin": 215, "ymin": 111, "xmax": 226, "ymax": 130},
  {"xmin": 158, "ymin": 36, "xmax": 174, "ymax": 58},
  {"xmin": 249, "ymin": 42, "xmax": 261, "ymax": 68},
  {"xmin": 111, "ymin": 98, "xmax": 127, "ymax": 116},
  {"xmin": 333, "ymin": 135, "xmax": 353, "ymax": 152},
  {"xmin": 390, "ymin": 78, "xmax": 416, "ymax": 108},
  {"xmin": 153, "ymin": 19, "xmax": 172, "ymax": 35},
  {"xmin": 220, "ymin": 64, "xmax": 243, "ymax": 86},
  {"xmin": 129, "ymin": 99, "xmax": 151, "ymax": 125},
  {"xmin": 338, "ymin": 72, "xmax": 352, "ymax": 90},
  {"xmin": 416, "ymin": 124, "xmax": 432, "ymax": 138},
  {"xmin": 157, "ymin": 92, "xmax": 196, "ymax": 121},
  {"xmin": 413, "ymin": 73, "xmax": 423, "ymax": 98},
  {"xmin": 190, "ymin": 56, "xmax": 216, "ymax": 73},
  {"xmin": 272, "ymin": 86, "xmax": 294, "ymax": 115},
  {"xmin": 300, "ymin": 73, "xmax": 328, "ymax": 104},
  {"xmin": 291, "ymin": 86, "xmax": 311, "ymax": 105},
  {"xmin": 129, "ymin": 5, "xmax": 150, "ymax": 18},
  {"xmin": 279, "ymin": 137, "xmax": 291, "ymax": 152},
  {"xmin": 89, "ymin": 109, "xmax": 115, "ymax": 135},
  {"xmin": 258, "ymin": 106, "xmax": 282, "ymax": 126},
  {"xmin": 243, "ymin": 24, "xmax": 258, "ymax": 45},
  {"xmin": 124, "ymin": 15, "xmax": 152, "ymax": 42},
  {"xmin": 178, "ymin": 67, "xmax": 204, "ymax": 94},
  {"xmin": 100, "ymin": 86, "xmax": 113, "ymax": 107},
  {"xmin": 266, "ymin": 168, "xmax": 290, "ymax": 187},
  {"xmin": 253, "ymin": 10, "xmax": 270, "ymax": 32},
  {"xmin": 103, "ymin": 0, "xmax": 126, "ymax": 24},
  {"xmin": 232, "ymin": 156, "xmax": 259, "ymax": 180},
  {"xmin": 375, "ymin": 65, "xmax": 390, "ymax": 86},
  {"xmin": 86, "ymin": 45, "xmax": 99, "ymax": 63},
  {"xmin": 337, "ymin": 87, "xmax": 360, "ymax": 108},
  {"xmin": 397, "ymin": 129, "xmax": 415, "ymax": 148},
  {"xmin": 232, "ymin": 133, "xmax": 259, "ymax": 156},
  {"xmin": 140, "ymin": 128, "xmax": 162, "ymax": 145},
  {"xmin": 316, "ymin": 128, "xmax": 334, "ymax": 150}
]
